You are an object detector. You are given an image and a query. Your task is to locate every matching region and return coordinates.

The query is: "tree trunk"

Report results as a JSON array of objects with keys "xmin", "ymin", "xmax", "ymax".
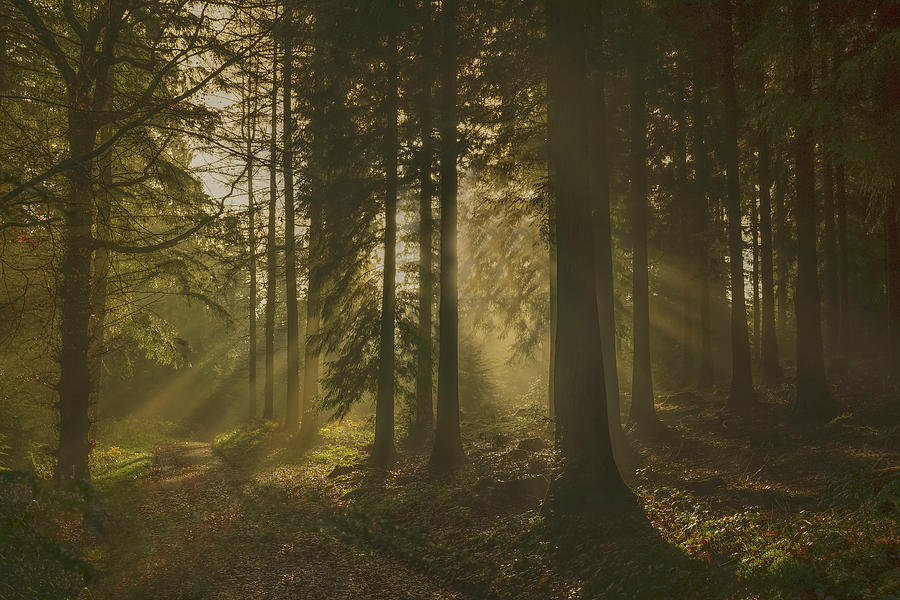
[
  {"xmin": 411, "ymin": 0, "xmax": 435, "ymax": 446},
  {"xmin": 548, "ymin": 212, "xmax": 557, "ymax": 419},
  {"xmin": 626, "ymin": 39, "xmax": 661, "ymax": 434},
  {"xmin": 587, "ymin": 1, "xmax": 633, "ymax": 468},
  {"xmin": 887, "ymin": 193, "xmax": 900, "ymax": 378},
  {"xmin": 299, "ymin": 199, "xmax": 322, "ymax": 440},
  {"xmin": 264, "ymin": 45, "xmax": 278, "ymax": 422},
  {"xmin": 282, "ymin": 15, "xmax": 300, "ymax": 434},
  {"xmin": 822, "ymin": 152, "xmax": 839, "ymax": 356},
  {"xmin": 372, "ymin": 5, "xmax": 399, "ymax": 467},
  {"xmin": 248, "ymin": 148, "xmax": 258, "ymax": 420},
  {"xmin": 720, "ymin": 0, "xmax": 755, "ymax": 411},
  {"xmin": 56, "ymin": 110, "xmax": 96, "ymax": 480},
  {"xmin": 431, "ymin": 0, "xmax": 465, "ymax": 472},
  {"xmin": 751, "ymin": 191, "xmax": 760, "ymax": 360},
  {"xmin": 89, "ymin": 124, "xmax": 113, "ymax": 431},
  {"xmin": 835, "ymin": 162, "xmax": 849, "ymax": 367},
  {"xmin": 693, "ymin": 90, "xmax": 714, "ymax": 390},
  {"xmin": 758, "ymin": 131, "xmax": 781, "ymax": 382},
  {"xmin": 774, "ymin": 172, "xmax": 789, "ymax": 335},
  {"xmin": 542, "ymin": 0, "xmax": 628, "ymax": 516},
  {"xmin": 793, "ymin": 0, "xmax": 834, "ymax": 419}
]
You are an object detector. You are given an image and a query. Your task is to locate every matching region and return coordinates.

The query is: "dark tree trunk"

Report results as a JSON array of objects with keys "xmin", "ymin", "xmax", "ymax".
[
  {"xmin": 431, "ymin": 0, "xmax": 465, "ymax": 472},
  {"xmin": 264, "ymin": 47, "xmax": 278, "ymax": 422},
  {"xmin": 282, "ymin": 16, "xmax": 300, "ymax": 434},
  {"xmin": 587, "ymin": 1, "xmax": 633, "ymax": 468},
  {"xmin": 548, "ymin": 212, "xmax": 557, "ymax": 419},
  {"xmin": 626, "ymin": 39, "xmax": 661, "ymax": 434},
  {"xmin": 411, "ymin": 0, "xmax": 435, "ymax": 446},
  {"xmin": 835, "ymin": 163, "xmax": 850, "ymax": 367},
  {"xmin": 299, "ymin": 200, "xmax": 322, "ymax": 440},
  {"xmin": 793, "ymin": 0, "xmax": 834, "ymax": 419},
  {"xmin": 887, "ymin": 193, "xmax": 900, "ymax": 378},
  {"xmin": 751, "ymin": 192, "xmax": 760, "ymax": 360},
  {"xmin": 56, "ymin": 110, "xmax": 97, "ymax": 480},
  {"xmin": 248, "ymin": 149, "xmax": 258, "ymax": 419},
  {"xmin": 720, "ymin": 0, "xmax": 755, "ymax": 411},
  {"xmin": 693, "ymin": 90, "xmax": 714, "ymax": 390},
  {"xmin": 674, "ymin": 79, "xmax": 692, "ymax": 380},
  {"xmin": 822, "ymin": 152, "xmax": 839, "ymax": 355},
  {"xmin": 89, "ymin": 124, "xmax": 113, "ymax": 430},
  {"xmin": 542, "ymin": 0, "xmax": 629, "ymax": 516},
  {"xmin": 774, "ymin": 172, "xmax": 789, "ymax": 334},
  {"xmin": 758, "ymin": 131, "xmax": 781, "ymax": 382},
  {"xmin": 372, "ymin": 5, "xmax": 399, "ymax": 467}
]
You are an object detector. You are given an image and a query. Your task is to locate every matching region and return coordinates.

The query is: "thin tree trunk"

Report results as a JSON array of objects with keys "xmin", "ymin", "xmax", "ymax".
[
  {"xmin": 89, "ymin": 123, "xmax": 113, "ymax": 432},
  {"xmin": 248, "ymin": 147, "xmax": 258, "ymax": 419},
  {"xmin": 720, "ymin": 0, "xmax": 755, "ymax": 411},
  {"xmin": 264, "ymin": 43, "xmax": 278, "ymax": 422},
  {"xmin": 674, "ymin": 78, "xmax": 692, "ymax": 381},
  {"xmin": 835, "ymin": 162, "xmax": 849, "ymax": 367},
  {"xmin": 887, "ymin": 192, "xmax": 900, "ymax": 378},
  {"xmin": 542, "ymin": 0, "xmax": 628, "ymax": 516},
  {"xmin": 282, "ymin": 14, "xmax": 300, "ymax": 434},
  {"xmin": 548, "ymin": 213, "xmax": 557, "ymax": 419},
  {"xmin": 372, "ymin": 4, "xmax": 399, "ymax": 467},
  {"xmin": 774, "ymin": 172, "xmax": 789, "ymax": 334},
  {"xmin": 299, "ymin": 199, "xmax": 321, "ymax": 440},
  {"xmin": 793, "ymin": 0, "xmax": 834, "ymax": 419},
  {"xmin": 694, "ymin": 90, "xmax": 714, "ymax": 390},
  {"xmin": 431, "ymin": 0, "xmax": 465, "ymax": 471},
  {"xmin": 758, "ymin": 131, "xmax": 781, "ymax": 382},
  {"xmin": 751, "ymin": 191, "xmax": 760, "ymax": 360},
  {"xmin": 412, "ymin": 0, "xmax": 435, "ymax": 445},
  {"xmin": 627, "ymin": 38, "xmax": 661, "ymax": 433},
  {"xmin": 822, "ymin": 152, "xmax": 839, "ymax": 356}
]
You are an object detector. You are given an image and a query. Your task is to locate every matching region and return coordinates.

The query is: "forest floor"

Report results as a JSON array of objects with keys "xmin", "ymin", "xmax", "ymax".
[{"xmin": 2, "ymin": 368, "xmax": 899, "ymax": 599}]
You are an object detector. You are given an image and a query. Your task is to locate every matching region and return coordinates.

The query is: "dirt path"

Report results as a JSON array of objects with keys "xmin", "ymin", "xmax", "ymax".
[{"xmin": 97, "ymin": 441, "xmax": 468, "ymax": 600}]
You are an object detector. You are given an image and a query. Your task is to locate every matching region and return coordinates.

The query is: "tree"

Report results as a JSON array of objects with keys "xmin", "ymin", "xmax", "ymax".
[
  {"xmin": 792, "ymin": 0, "xmax": 834, "ymax": 420},
  {"xmin": 431, "ymin": 0, "xmax": 465, "ymax": 472},
  {"xmin": 372, "ymin": 0, "xmax": 400, "ymax": 467},
  {"xmin": 264, "ymin": 33, "xmax": 279, "ymax": 422},
  {"xmin": 718, "ymin": 0, "xmax": 754, "ymax": 412},
  {"xmin": 282, "ymin": 7, "xmax": 300, "ymax": 434},
  {"xmin": 757, "ymin": 129, "xmax": 781, "ymax": 382}
]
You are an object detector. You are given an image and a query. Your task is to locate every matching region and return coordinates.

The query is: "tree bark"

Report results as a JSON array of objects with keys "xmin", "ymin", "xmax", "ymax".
[
  {"xmin": 887, "ymin": 193, "xmax": 900, "ymax": 378},
  {"xmin": 248, "ymin": 147, "xmax": 258, "ymax": 419},
  {"xmin": 299, "ymin": 199, "xmax": 322, "ymax": 440},
  {"xmin": 758, "ymin": 131, "xmax": 781, "ymax": 382},
  {"xmin": 411, "ymin": 0, "xmax": 435, "ymax": 445},
  {"xmin": 430, "ymin": 0, "xmax": 465, "ymax": 472},
  {"xmin": 264, "ymin": 43, "xmax": 278, "ymax": 422},
  {"xmin": 793, "ymin": 0, "xmax": 834, "ymax": 419},
  {"xmin": 774, "ymin": 172, "xmax": 789, "ymax": 335},
  {"xmin": 372, "ymin": 3, "xmax": 399, "ymax": 467},
  {"xmin": 693, "ymin": 90, "xmax": 714, "ymax": 390},
  {"xmin": 89, "ymin": 124, "xmax": 113, "ymax": 433},
  {"xmin": 835, "ymin": 162, "xmax": 849, "ymax": 366},
  {"xmin": 282, "ymin": 14, "xmax": 300, "ymax": 434},
  {"xmin": 626, "ymin": 35, "xmax": 661, "ymax": 434},
  {"xmin": 720, "ymin": 0, "xmax": 755, "ymax": 411},
  {"xmin": 822, "ymin": 152, "xmax": 839, "ymax": 356},
  {"xmin": 542, "ymin": 0, "xmax": 628, "ymax": 516}
]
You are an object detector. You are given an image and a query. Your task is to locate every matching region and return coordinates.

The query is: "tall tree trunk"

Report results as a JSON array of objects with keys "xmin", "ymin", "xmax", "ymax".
[
  {"xmin": 542, "ymin": 0, "xmax": 628, "ymax": 516},
  {"xmin": 372, "ymin": 4, "xmax": 399, "ymax": 467},
  {"xmin": 587, "ymin": 1, "xmax": 633, "ymax": 468},
  {"xmin": 835, "ymin": 162, "xmax": 849, "ymax": 367},
  {"xmin": 431, "ymin": 0, "xmax": 465, "ymax": 471},
  {"xmin": 56, "ymin": 110, "xmax": 97, "ymax": 480},
  {"xmin": 774, "ymin": 172, "xmax": 789, "ymax": 334},
  {"xmin": 793, "ymin": 0, "xmax": 834, "ymax": 419},
  {"xmin": 720, "ymin": 0, "xmax": 755, "ymax": 411},
  {"xmin": 693, "ymin": 89, "xmax": 714, "ymax": 390},
  {"xmin": 822, "ymin": 152, "xmax": 839, "ymax": 356},
  {"xmin": 548, "ymin": 212, "xmax": 557, "ymax": 418},
  {"xmin": 887, "ymin": 193, "xmax": 900, "ymax": 378},
  {"xmin": 299, "ymin": 200, "xmax": 321, "ymax": 440},
  {"xmin": 283, "ymin": 15, "xmax": 300, "ymax": 434},
  {"xmin": 751, "ymin": 192, "xmax": 760, "ymax": 360},
  {"xmin": 89, "ymin": 123, "xmax": 113, "ymax": 432},
  {"xmin": 248, "ymin": 148, "xmax": 258, "ymax": 419},
  {"xmin": 411, "ymin": 0, "xmax": 435, "ymax": 445},
  {"xmin": 264, "ymin": 45, "xmax": 278, "ymax": 422},
  {"xmin": 758, "ymin": 131, "xmax": 781, "ymax": 382},
  {"xmin": 674, "ymin": 78, "xmax": 692, "ymax": 381},
  {"xmin": 626, "ymin": 37, "xmax": 661, "ymax": 434}
]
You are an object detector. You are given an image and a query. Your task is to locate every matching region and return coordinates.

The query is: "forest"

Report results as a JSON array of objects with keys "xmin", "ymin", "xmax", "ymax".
[{"xmin": 0, "ymin": 0, "xmax": 898, "ymax": 598}]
